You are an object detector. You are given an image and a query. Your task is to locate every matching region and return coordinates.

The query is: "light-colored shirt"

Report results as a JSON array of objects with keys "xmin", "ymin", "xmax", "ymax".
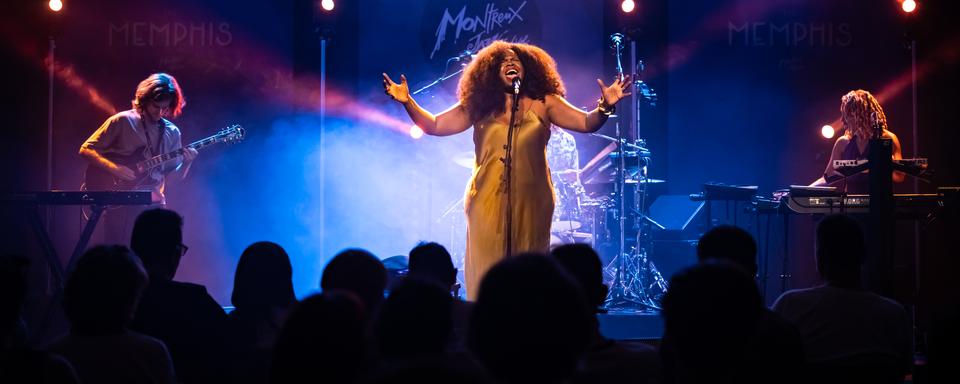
[
  {"xmin": 81, "ymin": 109, "xmax": 183, "ymax": 200},
  {"xmin": 547, "ymin": 126, "xmax": 579, "ymax": 172},
  {"xmin": 48, "ymin": 330, "xmax": 177, "ymax": 384},
  {"xmin": 772, "ymin": 285, "xmax": 912, "ymax": 368}
]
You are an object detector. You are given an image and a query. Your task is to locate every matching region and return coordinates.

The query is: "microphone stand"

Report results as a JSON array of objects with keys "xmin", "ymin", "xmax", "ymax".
[
  {"xmin": 413, "ymin": 53, "xmax": 472, "ymax": 95},
  {"xmin": 502, "ymin": 80, "xmax": 521, "ymax": 257},
  {"xmin": 413, "ymin": 69, "xmax": 464, "ymax": 96},
  {"xmin": 603, "ymin": 33, "xmax": 664, "ymax": 311},
  {"xmin": 605, "ymin": 34, "xmax": 640, "ymax": 309}
]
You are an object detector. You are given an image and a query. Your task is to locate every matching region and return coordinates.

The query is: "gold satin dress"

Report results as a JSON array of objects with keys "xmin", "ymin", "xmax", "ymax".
[{"xmin": 464, "ymin": 108, "xmax": 555, "ymax": 299}]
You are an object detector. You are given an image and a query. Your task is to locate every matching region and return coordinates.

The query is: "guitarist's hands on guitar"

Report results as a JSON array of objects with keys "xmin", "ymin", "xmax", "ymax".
[
  {"xmin": 111, "ymin": 164, "xmax": 137, "ymax": 181},
  {"xmin": 183, "ymin": 147, "xmax": 198, "ymax": 162},
  {"xmin": 84, "ymin": 124, "xmax": 243, "ymax": 191}
]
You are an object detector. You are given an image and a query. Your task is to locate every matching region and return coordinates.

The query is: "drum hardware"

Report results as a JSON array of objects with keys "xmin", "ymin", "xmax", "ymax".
[
  {"xmin": 602, "ymin": 33, "xmax": 665, "ymax": 311},
  {"xmin": 436, "ymin": 196, "xmax": 467, "ymax": 291},
  {"xmin": 549, "ymin": 169, "xmax": 586, "ymax": 250}
]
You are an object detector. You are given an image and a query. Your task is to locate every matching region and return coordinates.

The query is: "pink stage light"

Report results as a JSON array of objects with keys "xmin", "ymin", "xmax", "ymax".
[
  {"xmin": 821, "ymin": 125, "xmax": 835, "ymax": 139},
  {"xmin": 621, "ymin": 0, "xmax": 636, "ymax": 13},
  {"xmin": 409, "ymin": 125, "xmax": 424, "ymax": 139},
  {"xmin": 901, "ymin": 0, "xmax": 917, "ymax": 13},
  {"xmin": 321, "ymin": 0, "xmax": 335, "ymax": 12},
  {"xmin": 48, "ymin": 0, "xmax": 63, "ymax": 12}
]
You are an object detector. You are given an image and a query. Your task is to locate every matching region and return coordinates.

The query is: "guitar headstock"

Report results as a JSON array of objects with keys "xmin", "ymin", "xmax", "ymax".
[{"xmin": 215, "ymin": 124, "xmax": 246, "ymax": 144}]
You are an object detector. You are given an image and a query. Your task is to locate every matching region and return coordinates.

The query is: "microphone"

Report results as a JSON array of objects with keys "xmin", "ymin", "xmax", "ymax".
[
  {"xmin": 610, "ymin": 33, "xmax": 625, "ymax": 48},
  {"xmin": 870, "ymin": 111, "xmax": 881, "ymax": 138},
  {"xmin": 512, "ymin": 76, "xmax": 521, "ymax": 95}
]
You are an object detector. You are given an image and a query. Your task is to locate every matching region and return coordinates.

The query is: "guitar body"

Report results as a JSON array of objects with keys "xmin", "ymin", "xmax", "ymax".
[
  {"xmin": 82, "ymin": 150, "xmax": 158, "ymax": 191},
  {"xmin": 81, "ymin": 124, "xmax": 245, "ymax": 192}
]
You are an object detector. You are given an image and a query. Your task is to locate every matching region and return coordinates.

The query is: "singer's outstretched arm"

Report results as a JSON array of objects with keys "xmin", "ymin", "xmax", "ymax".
[
  {"xmin": 544, "ymin": 95, "xmax": 609, "ymax": 134},
  {"xmin": 382, "ymin": 73, "xmax": 471, "ymax": 136},
  {"xmin": 546, "ymin": 76, "xmax": 631, "ymax": 133}
]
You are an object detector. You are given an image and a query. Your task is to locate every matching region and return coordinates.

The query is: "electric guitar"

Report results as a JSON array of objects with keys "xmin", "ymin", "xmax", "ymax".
[{"xmin": 82, "ymin": 124, "xmax": 245, "ymax": 191}]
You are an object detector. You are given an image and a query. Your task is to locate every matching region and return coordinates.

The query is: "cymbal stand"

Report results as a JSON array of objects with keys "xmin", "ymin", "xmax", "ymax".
[
  {"xmin": 603, "ymin": 35, "xmax": 665, "ymax": 310},
  {"xmin": 604, "ymin": 120, "xmax": 642, "ymax": 308},
  {"xmin": 436, "ymin": 196, "xmax": 467, "ymax": 291},
  {"xmin": 604, "ymin": 34, "xmax": 652, "ymax": 310},
  {"xmin": 630, "ymin": 53, "xmax": 667, "ymax": 308}
]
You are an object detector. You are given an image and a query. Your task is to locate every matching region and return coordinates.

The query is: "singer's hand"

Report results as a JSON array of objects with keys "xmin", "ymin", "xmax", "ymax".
[
  {"xmin": 597, "ymin": 74, "xmax": 632, "ymax": 106},
  {"xmin": 382, "ymin": 73, "xmax": 410, "ymax": 104}
]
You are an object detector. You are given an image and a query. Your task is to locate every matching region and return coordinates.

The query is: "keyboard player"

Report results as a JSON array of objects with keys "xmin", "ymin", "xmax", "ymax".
[{"xmin": 810, "ymin": 90, "xmax": 904, "ymax": 193}]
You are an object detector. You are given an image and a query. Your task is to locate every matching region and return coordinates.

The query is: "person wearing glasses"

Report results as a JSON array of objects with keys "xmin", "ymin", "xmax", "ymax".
[
  {"xmin": 129, "ymin": 208, "xmax": 229, "ymax": 384},
  {"xmin": 79, "ymin": 73, "xmax": 198, "ymax": 244}
]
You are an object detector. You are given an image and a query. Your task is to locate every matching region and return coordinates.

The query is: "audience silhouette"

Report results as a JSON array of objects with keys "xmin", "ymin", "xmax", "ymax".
[
  {"xmin": 773, "ymin": 214, "xmax": 912, "ymax": 383},
  {"xmin": 408, "ymin": 242, "xmax": 458, "ymax": 295},
  {"xmin": 128, "ymin": 208, "xmax": 229, "ymax": 383},
  {"xmin": 1, "ymin": 254, "xmax": 78, "ymax": 383},
  {"xmin": 407, "ymin": 242, "xmax": 473, "ymax": 352},
  {"xmin": 321, "ymin": 248, "xmax": 387, "ymax": 318},
  {"xmin": 689, "ymin": 226, "xmax": 805, "ymax": 383},
  {"xmin": 468, "ymin": 253, "xmax": 592, "ymax": 384},
  {"xmin": 374, "ymin": 277, "xmax": 452, "ymax": 361},
  {"xmin": 551, "ymin": 243, "xmax": 661, "ymax": 383},
  {"xmin": 696, "ymin": 225, "xmax": 759, "ymax": 276},
  {"xmin": 271, "ymin": 291, "xmax": 367, "ymax": 384},
  {"xmin": 49, "ymin": 245, "xmax": 175, "ymax": 384},
  {"xmin": 660, "ymin": 261, "xmax": 770, "ymax": 384},
  {"xmin": 4, "ymin": 205, "xmax": 933, "ymax": 384},
  {"xmin": 227, "ymin": 241, "xmax": 297, "ymax": 384}
]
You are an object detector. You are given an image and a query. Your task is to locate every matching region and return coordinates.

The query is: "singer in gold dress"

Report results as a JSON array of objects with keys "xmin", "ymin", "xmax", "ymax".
[{"xmin": 383, "ymin": 41, "xmax": 630, "ymax": 299}]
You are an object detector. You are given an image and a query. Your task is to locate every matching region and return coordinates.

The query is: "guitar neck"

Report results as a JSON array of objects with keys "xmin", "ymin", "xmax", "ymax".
[{"xmin": 136, "ymin": 137, "xmax": 216, "ymax": 172}]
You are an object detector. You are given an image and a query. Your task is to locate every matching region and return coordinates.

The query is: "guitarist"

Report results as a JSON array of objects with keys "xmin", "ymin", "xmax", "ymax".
[{"xmin": 79, "ymin": 73, "xmax": 198, "ymax": 243}]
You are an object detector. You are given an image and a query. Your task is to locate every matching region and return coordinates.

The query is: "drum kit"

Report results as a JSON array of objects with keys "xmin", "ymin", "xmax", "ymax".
[{"xmin": 548, "ymin": 159, "xmax": 664, "ymax": 249}]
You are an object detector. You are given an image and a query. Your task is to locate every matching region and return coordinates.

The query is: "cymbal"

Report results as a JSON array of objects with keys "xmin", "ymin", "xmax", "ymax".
[
  {"xmin": 452, "ymin": 151, "xmax": 475, "ymax": 169},
  {"xmin": 589, "ymin": 133, "xmax": 646, "ymax": 151},
  {"xmin": 551, "ymin": 220, "xmax": 582, "ymax": 232}
]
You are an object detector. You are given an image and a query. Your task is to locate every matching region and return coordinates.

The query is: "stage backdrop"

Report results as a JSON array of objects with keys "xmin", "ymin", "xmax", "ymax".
[
  {"xmin": 29, "ymin": 0, "xmax": 604, "ymax": 304},
  {"xmin": 337, "ymin": 0, "xmax": 604, "ymax": 284},
  {"xmin": 7, "ymin": 0, "xmax": 956, "ymax": 308}
]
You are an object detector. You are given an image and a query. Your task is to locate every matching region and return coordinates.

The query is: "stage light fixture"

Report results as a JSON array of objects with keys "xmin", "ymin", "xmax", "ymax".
[
  {"xmin": 48, "ymin": 0, "xmax": 63, "ymax": 12},
  {"xmin": 409, "ymin": 125, "xmax": 424, "ymax": 139},
  {"xmin": 821, "ymin": 125, "xmax": 835, "ymax": 139},
  {"xmin": 321, "ymin": 0, "xmax": 335, "ymax": 12},
  {"xmin": 901, "ymin": 0, "xmax": 917, "ymax": 13},
  {"xmin": 621, "ymin": 0, "xmax": 636, "ymax": 13}
]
